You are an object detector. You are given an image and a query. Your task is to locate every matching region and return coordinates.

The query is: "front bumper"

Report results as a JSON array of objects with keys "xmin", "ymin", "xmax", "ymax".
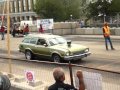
[{"xmin": 64, "ymin": 52, "xmax": 91, "ymax": 61}]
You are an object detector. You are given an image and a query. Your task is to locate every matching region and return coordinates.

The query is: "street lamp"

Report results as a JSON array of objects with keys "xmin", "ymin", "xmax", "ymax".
[
  {"xmin": 70, "ymin": 14, "xmax": 73, "ymax": 34},
  {"xmin": 70, "ymin": 14, "xmax": 73, "ymax": 21},
  {"xmin": 103, "ymin": 14, "xmax": 106, "ymax": 23},
  {"xmin": 98, "ymin": 13, "xmax": 106, "ymax": 23}
]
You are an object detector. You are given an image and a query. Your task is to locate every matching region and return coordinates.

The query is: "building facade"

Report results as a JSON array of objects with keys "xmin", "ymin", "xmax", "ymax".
[{"xmin": 0, "ymin": 0, "xmax": 37, "ymax": 22}]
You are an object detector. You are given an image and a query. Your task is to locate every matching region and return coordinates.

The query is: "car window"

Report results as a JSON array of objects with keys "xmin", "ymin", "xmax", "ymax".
[
  {"xmin": 48, "ymin": 37, "xmax": 66, "ymax": 46},
  {"xmin": 30, "ymin": 38, "xmax": 38, "ymax": 44},
  {"xmin": 22, "ymin": 38, "xmax": 31, "ymax": 43},
  {"xmin": 49, "ymin": 38, "xmax": 58, "ymax": 45},
  {"xmin": 56, "ymin": 37, "xmax": 66, "ymax": 44},
  {"xmin": 37, "ymin": 39, "xmax": 46, "ymax": 46}
]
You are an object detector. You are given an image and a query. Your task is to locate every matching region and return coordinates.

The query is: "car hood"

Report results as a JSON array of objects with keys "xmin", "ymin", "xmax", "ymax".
[{"xmin": 51, "ymin": 43, "xmax": 87, "ymax": 52}]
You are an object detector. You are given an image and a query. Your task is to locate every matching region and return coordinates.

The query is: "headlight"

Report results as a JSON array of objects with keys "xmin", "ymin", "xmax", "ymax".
[
  {"xmin": 66, "ymin": 52, "xmax": 70, "ymax": 56},
  {"xmin": 85, "ymin": 48, "xmax": 89, "ymax": 52},
  {"xmin": 66, "ymin": 51, "xmax": 73, "ymax": 56}
]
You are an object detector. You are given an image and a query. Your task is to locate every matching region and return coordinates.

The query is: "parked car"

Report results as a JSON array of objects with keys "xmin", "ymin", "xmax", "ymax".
[{"xmin": 19, "ymin": 34, "xmax": 91, "ymax": 62}]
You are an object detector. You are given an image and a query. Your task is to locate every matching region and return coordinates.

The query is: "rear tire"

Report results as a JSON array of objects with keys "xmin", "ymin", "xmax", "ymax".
[
  {"xmin": 25, "ymin": 50, "xmax": 33, "ymax": 60},
  {"xmin": 52, "ymin": 54, "xmax": 61, "ymax": 63}
]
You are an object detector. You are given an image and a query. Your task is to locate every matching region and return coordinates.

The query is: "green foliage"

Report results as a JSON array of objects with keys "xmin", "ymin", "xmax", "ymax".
[
  {"xmin": 87, "ymin": 0, "xmax": 120, "ymax": 18},
  {"xmin": 87, "ymin": 0, "xmax": 112, "ymax": 18},
  {"xmin": 34, "ymin": 0, "xmax": 80, "ymax": 21},
  {"xmin": 110, "ymin": 0, "xmax": 120, "ymax": 12}
]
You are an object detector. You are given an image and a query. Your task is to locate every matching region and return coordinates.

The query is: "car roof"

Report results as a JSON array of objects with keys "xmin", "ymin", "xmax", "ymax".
[{"xmin": 25, "ymin": 33, "xmax": 61, "ymax": 39}]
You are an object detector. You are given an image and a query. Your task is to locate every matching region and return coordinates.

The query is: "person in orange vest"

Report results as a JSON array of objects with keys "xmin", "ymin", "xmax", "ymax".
[
  {"xmin": 0, "ymin": 24, "xmax": 5, "ymax": 40},
  {"xmin": 103, "ymin": 22, "xmax": 115, "ymax": 50}
]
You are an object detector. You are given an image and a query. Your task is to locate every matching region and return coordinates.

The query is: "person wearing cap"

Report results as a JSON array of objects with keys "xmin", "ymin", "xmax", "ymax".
[
  {"xmin": 102, "ymin": 22, "xmax": 115, "ymax": 50},
  {"xmin": 48, "ymin": 67, "xmax": 85, "ymax": 90}
]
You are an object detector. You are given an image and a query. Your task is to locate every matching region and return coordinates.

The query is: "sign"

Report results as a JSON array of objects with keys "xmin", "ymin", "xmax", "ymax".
[
  {"xmin": 37, "ymin": 19, "xmax": 54, "ymax": 30},
  {"xmin": 20, "ymin": 20, "xmax": 33, "ymax": 26},
  {"xmin": 75, "ymin": 71, "xmax": 102, "ymax": 90},
  {"xmin": 25, "ymin": 71, "xmax": 35, "ymax": 82}
]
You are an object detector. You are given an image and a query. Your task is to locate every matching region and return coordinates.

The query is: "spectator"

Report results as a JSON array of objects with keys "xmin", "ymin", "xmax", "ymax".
[
  {"xmin": 23, "ymin": 24, "xmax": 29, "ymax": 35},
  {"xmin": 0, "ymin": 75, "xmax": 11, "ymax": 90},
  {"xmin": 79, "ymin": 19, "xmax": 84, "ymax": 28},
  {"xmin": 102, "ymin": 22, "xmax": 115, "ymax": 50},
  {"xmin": 12, "ymin": 24, "xmax": 16, "ymax": 37},
  {"xmin": 48, "ymin": 67, "xmax": 85, "ymax": 90},
  {"xmin": 39, "ymin": 24, "xmax": 44, "ymax": 33},
  {"xmin": 0, "ymin": 24, "xmax": 5, "ymax": 40},
  {"xmin": 23, "ymin": 23, "xmax": 26, "ymax": 28}
]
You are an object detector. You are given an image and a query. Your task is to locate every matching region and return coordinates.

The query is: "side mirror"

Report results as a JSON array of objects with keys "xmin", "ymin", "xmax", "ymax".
[{"xmin": 43, "ymin": 43, "xmax": 48, "ymax": 47}]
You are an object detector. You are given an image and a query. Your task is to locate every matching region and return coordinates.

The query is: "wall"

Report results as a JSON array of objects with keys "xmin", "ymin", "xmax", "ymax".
[{"xmin": 29, "ymin": 22, "xmax": 120, "ymax": 36}]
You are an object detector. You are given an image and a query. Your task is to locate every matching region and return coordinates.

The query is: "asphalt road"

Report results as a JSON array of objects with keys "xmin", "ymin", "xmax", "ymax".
[{"xmin": 0, "ymin": 34, "xmax": 120, "ymax": 72}]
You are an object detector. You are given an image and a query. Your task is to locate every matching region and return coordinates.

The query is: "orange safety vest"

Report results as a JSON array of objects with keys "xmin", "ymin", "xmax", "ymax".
[{"xmin": 103, "ymin": 26, "xmax": 110, "ymax": 37}]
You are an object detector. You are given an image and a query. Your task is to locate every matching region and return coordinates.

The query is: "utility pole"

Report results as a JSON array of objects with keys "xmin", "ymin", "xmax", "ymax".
[{"xmin": 7, "ymin": 0, "xmax": 12, "ymax": 74}]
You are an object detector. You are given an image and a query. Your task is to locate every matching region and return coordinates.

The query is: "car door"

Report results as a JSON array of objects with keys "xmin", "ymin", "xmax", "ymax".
[
  {"xmin": 34, "ymin": 38, "xmax": 51, "ymax": 58},
  {"xmin": 29, "ymin": 37, "xmax": 39, "ymax": 53}
]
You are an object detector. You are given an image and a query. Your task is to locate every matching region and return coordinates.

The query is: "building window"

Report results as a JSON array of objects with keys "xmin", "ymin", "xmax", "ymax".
[
  {"xmin": 28, "ymin": 0, "xmax": 31, "ymax": 11},
  {"xmin": 14, "ymin": 1, "xmax": 17, "ymax": 13},
  {"xmin": 19, "ymin": 0, "xmax": 21, "ymax": 12},
  {"xmin": 23, "ymin": 0, "xmax": 26, "ymax": 11}
]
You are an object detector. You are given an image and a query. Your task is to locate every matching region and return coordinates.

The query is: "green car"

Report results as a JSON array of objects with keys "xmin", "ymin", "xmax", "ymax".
[{"xmin": 19, "ymin": 34, "xmax": 91, "ymax": 62}]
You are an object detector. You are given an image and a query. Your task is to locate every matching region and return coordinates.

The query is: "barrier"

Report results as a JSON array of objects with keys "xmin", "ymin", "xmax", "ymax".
[
  {"xmin": 28, "ymin": 23, "xmax": 120, "ymax": 35},
  {"xmin": 0, "ymin": 58, "xmax": 120, "ymax": 90}
]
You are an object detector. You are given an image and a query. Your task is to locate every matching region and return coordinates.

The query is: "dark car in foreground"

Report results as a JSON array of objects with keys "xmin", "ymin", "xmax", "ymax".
[{"xmin": 19, "ymin": 34, "xmax": 91, "ymax": 62}]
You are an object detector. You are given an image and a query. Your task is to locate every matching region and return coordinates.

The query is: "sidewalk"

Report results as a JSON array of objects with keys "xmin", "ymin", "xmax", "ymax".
[{"xmin": 64, "ymin": 35, "xmax": 120, "ymax": 40}]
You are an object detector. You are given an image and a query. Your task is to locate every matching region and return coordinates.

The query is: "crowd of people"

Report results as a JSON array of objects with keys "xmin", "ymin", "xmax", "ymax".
[
  {"xmin": 0, "ymin": 23, "xmax": 45, "ymax": 39},
  {"xmin": 12, "ymin": 23, "xmax": 30, "ymax": 37}
]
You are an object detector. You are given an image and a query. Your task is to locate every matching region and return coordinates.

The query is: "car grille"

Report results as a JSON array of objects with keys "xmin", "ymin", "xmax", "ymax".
[{"xmin": 73, "ymin": 50, "xmax": 85, "ymax": 55}]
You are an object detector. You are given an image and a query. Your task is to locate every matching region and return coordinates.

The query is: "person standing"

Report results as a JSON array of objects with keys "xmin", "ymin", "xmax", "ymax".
[
  {"xmin": 0, "ymin": 25, "xmax": 5, "ymax": 40},
  {"xmin": 102, "ymin": 22, "xmax": 115, "ymax": 50},
  {"xmin": 39, "ymin": 24, "xmax": 44, "ymax": 33},
  {"xmin": 23, "ymin": 24, "xmax": 29, "ymax": 35},
  {"xmin": 79, "ymin": 19, "xmax": 84, "ymax": 28},
  {"xmin": 12, "ymin": 24, "xmax": 16, "ymax": 37}
]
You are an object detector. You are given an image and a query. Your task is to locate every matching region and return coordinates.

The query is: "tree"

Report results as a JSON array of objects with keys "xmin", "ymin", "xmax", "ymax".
[
  {"xmin": 87, "ymin": 0, "xmax": 120, "ymax": 18},
  {"xmin": 87, "ymin": 0, "xmax": 112, "ymax": 18},
  {"xmin": 109, "ymin": 0, "xmax": 120, "ymax": 12},
  {"xmin": 34, "ymin": 0, "xmax": 81, "ymax": 21}
]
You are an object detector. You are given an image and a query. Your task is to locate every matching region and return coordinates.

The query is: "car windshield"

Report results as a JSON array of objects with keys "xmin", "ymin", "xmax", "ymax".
[{"xmin": 48, "ymin": 37, "xmax": 66, "ymax": 46}]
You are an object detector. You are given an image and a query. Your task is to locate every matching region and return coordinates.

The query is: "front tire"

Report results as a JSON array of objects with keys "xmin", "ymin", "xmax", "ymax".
[
  {"xmin": 52, "ymin": 54, "xmax": 61, "ymax": 63},
  {"xmin": 25, "ymin": 50, "xmax": 33, "ymax": 60}
]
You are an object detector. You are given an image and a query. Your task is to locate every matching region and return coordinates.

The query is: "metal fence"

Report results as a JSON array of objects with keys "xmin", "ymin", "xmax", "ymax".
[
  {"xmin": 0, "ymin": 58, "xmax": 120, "ymax": 90},
  {"xmin": 89, "ymin": 13, "xmax": 120, "ymax": 27}
]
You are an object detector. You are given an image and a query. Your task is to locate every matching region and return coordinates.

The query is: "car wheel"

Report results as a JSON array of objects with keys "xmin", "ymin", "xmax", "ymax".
[
  {"xmin": 52, "ymin": 54, "xmax": 61, "ymax": 63},
  {"xmin": 25, "ymin": 50, "xmax": 33, "ymax": 60}
]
